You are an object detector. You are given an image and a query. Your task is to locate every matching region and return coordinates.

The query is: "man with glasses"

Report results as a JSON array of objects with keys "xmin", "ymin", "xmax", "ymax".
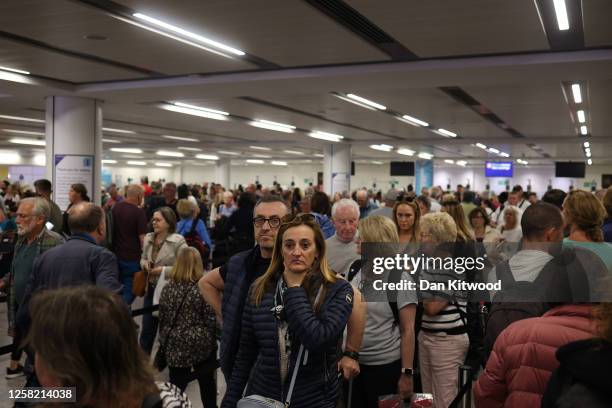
[{"xmin": 0, "ymin": 198, "xmax": 63, "ymax": 379}]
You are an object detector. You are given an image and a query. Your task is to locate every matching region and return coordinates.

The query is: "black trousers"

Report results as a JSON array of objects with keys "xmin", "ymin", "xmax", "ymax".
[
  {"xmin": 344, "ymin": 359, "xmax": 402, "ymax": 408},
  {"xmin": 10, "ymin": 301, "xmax": 23, "ymax": 362},
  {"xmin": 169, "ymin": 364, "xmax": 217, "ymax": 408}
]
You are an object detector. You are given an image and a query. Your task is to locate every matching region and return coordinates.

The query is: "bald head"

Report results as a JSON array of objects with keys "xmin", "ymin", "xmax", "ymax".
[
  {"xmin": 356, "ymin": 190, "xmax": 368, "ymax": 208},
  {"xmin": 68, "ymin": 202, "xmax": 105, "ymax": 240}
]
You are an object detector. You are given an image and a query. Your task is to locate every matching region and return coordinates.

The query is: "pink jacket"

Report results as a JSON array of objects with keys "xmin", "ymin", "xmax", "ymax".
[{"xmin": 473, "ymin": 304, "xmax": 595, "ymax": 408}]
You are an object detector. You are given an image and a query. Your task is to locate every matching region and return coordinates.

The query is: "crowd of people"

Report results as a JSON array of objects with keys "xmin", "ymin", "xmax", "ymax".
[{"xmin": 0, "ymin": 175, "xmax": 611, "ymax": 407}]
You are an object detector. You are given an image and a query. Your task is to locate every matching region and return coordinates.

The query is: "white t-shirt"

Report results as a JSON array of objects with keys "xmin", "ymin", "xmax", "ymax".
[{"xmin": 325, "ymin": 234, "xmax": 360, "ymax": 277}]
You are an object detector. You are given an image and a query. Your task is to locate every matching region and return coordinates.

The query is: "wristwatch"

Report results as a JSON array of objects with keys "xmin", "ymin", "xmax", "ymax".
[
  {"xmin": 401, "ymin": 367, "xmax": 414, "ymax": 376},
  {"xmin": 342, "ymin": 351, "xmax": 360, "ymax": 362}
]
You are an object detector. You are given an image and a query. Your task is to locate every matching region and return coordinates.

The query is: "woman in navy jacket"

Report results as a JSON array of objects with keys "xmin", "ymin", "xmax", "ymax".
[{"xmin": 222, "ymin": 213, "xmax": 354, "ymax": 408}]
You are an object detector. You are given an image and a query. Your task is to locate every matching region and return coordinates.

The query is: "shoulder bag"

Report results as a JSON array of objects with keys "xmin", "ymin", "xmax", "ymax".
[{"xmin": 154, "ymin": 286, "xmax": 189, "ymax": 371}]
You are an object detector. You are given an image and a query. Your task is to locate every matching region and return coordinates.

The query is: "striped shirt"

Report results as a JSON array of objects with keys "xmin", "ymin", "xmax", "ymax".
[{"xmin": 419, "ymin": 267, "xmax": 468, "ymax": 333}]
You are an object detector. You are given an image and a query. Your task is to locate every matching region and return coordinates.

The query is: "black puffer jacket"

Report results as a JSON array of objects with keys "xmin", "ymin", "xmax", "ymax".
[{"xmin": 221, "ymin": 279, "xmax": 353, "ymax": 408}]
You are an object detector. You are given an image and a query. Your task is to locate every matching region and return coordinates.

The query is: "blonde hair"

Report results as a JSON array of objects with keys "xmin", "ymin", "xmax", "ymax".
[
  {"xmin": 564, "ymin": 190, "xmax": 607, "ymax": 242},
  {"xmin": 359, "ymin": 215, "xmax": 399, "ymax": 243},
  {"xmin": 176, "ymin": 199, "xmax": 195, "ymax": 220},
  {"xmin": 441, "ymin": 197, "xmax": 474, "ymax": 241},
  {"xmin": 251, "ymin": 214, "xmax": 337, "ymax": 310},
  {"xmin": 170, "ymin": 247, "xmax": 204, "ymax": 283},
  {"xmin": 420, "ymin": 212, "xmax": 457, "ymax": 243}
]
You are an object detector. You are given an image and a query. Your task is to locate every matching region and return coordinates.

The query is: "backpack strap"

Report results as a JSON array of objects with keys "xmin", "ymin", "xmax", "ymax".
[
  {"xmin": 347, "ymin": 259, "xmax": 362, "ymax": 282},
  {"xmin": 495, "ymin": 260, "xmax": 514, "ymax": 285},
  {"xmin": 387, "ymin": 268, "xmax": 403, "ymax": 326},
  {"xmin": 188, "ymin": 218, "xmax": 198, "ymax": 236}
]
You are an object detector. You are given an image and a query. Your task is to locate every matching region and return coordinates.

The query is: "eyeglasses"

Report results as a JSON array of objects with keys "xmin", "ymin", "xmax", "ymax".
[{"xmin": 253, "ymin": 216, "xmax": 282, "ymax": 228}]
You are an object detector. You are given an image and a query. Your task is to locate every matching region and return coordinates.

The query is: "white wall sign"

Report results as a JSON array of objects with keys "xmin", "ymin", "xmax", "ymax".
[
  {"xmin": 332, "ymin": 172, "xmax": 350, "ymax": 195},
  {"xmin": 54, "ymin": 154, "xmax": 94, "ymax": 211}
]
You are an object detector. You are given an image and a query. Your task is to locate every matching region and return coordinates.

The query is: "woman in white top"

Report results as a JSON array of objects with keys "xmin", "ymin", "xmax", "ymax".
[
  {"xmin": 497, "ymin": 205, "xmax": 523, "ymax": 243},
  {"xmin": 348, "ymin": 215, "xmax": 417, "ymax": 406}
]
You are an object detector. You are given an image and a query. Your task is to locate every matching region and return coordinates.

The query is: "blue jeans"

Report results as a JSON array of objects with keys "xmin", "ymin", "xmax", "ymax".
[
  {"xmin": 140, "ymin": 281, "xmax": 159, "ymax": 355},
  {"xmin": 118, "ymin": 260, "xmax": 141, "ymax": 305}
]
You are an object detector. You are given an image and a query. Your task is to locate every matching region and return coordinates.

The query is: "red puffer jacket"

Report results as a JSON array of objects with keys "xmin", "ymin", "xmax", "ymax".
[{"xmin": 473, "ymin": 304, "xmax": 596, "ymax": 408}]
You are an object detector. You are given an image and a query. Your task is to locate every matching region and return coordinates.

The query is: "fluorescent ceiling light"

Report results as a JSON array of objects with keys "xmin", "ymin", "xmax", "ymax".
[
  {"xmin": 0, "ymin": 114, "xmax": 44, "ymax": 123},
  {"xmin": 250, "ymin": 120, "xmax": 295, "ymax": 133},
  {"xmin": 246, "ymin": 159, "xmax": 264, "ymax": 164},
  {"xmin": 488, "ymin": 147, "xmax": 500, "ymax": 154},
  {"xmin": 9, "ymin": 137, "xmax": 45, "ymax": 146},
  {"xmin": 418, "ymin": 152, "xmax": 434, "ymax": 160},
  {"xmin": 178, "ymin": 146, "xmax": 202, "ymax": 151},
  {"xmin": 585, "ymin": 151, "xmax": 592, "ymax": 158},
  {"xmin": 132, "ymin": 13, "xmax": 245, "ymax": 56},
  {"xmin": 456, "ymin": 160, "xmax": 467, "ymax": 166},
  {"xmin": 577, "ymin": 110, "xmax": 586, "ymax": 123},
  {"xmin": 314, "ymin": 153, "xmax": 324, "ymax": 158},
  {"xmin": 162, "ymin": 134, "xmax": 199, "ymax": 142},
  {"xmin": 218, "ymin": 150, "xmax": 240, "ymax": 155},
  {"xmin": 101, "ymin": 159, "xmax": 117, "ymax": 164},
  {"xmin": 0, "ymin": 153, "xmax": 20, "ymax": 164},
  {"xmin": 308, "ymin": 130, "xmax": 344, "ymax": 142},
  {"xmin": 333, "ymin": 94, "xmax": 377, "ymax": 111},
  {"xmin": 580, "ymin": 125, "xmax": 588, "ymax": 135},
  {"xmin": 370, "ymin": 144, "xmax": 393, "ymax": 152},
  {"xmin": 103, "ymin": 127, "xmax": 135, "ymax": 134},
  {"xmin": 284, "ymin": 150, "xmax": 304, "ymax": 155},
  {"xmin": 33, "ymin": 154, "xmax": 46, "ymax": 166},
  {"xmin": 250, "ymin": 145, "xmax": 271, "ymax": 151},
  {"xmin": 0, "ymin": 66, "xmax": 30, "ymax": 75},
  {"xmin": 156, "ymin": 150, "xmax": 184, "ymax": 157},
  {"xmin": 552, "ymin": 0, "xmax": 570, "ymax": 30},
  {"xmin": 475, "ymin": 143, "xmax": 487, "ymax": 150},
  {"xmin": 271, "ymin": 160, "xmax": 287, "ymax": 166},
  {"xmin": 499, "ymin": 152, "xmax": 510, "ymax": 158},
  {"xmin": 102, "ymin": 138, "xmax": 121, "ymax": 144},
  {"xmin": 127, "ymin": 161, "xmax": 146, "ymax": 166},
  {"xmin": 252, "ymin": 154, "xmax": 271, "ymax": 158},
  {"xmin": 172, "ymin": 102, "xmax": 229, "ymax": 116},
  {"xmin": 436, "ymin": 128, "xmax": 457, "ymax": 138},
  {"xmin": 444, "ymin": 159, "xmax": 454, "ymax": 164},
  {"xmin": 2, "ymin": 128, "xmax": 44, "ymax": 136},
  {"xmin": 196, "ymin": 154, "xmax": 219, "ymax": 160},
  {"xmin": 587, "ymin": 158, "xmax": 592, "ymax": 165},
  {"xmin": 111, "ymin": 147, "xmax": 143, "ymax": 154},
  {"xmin": 517, "ymin": 159, "xmax": 529, "ymax": 165},
  {"xmin": 397, "ymin": 148, "xmax": 415, "ymax": 156},
  {"xmin": 346, "ymin": 94, "xmax": 386, "ymax": 110},
  {"xmin": 161, "ymin": 104, "xmax": 228, "ymax": 121},
  {"xmin": 584, "ymin": 147, "xmax": 591, "ymax": 154},
  {"xmin": 371, "ymin": 161, "xmax": 383, "ymax": 165},
  {"xmin": 571, "ymin": 84, "xmax": 582, "ymax": 104},
  {"xmin": 400, "ymin": 115, "xmax": 429, "ymax": 127},
  {"xmin": 583, "ymin": 141, "xmax": 590, "ymax": 148},
  {"xmin": 155, "ymin": 162, "xmax": 173, "ymax": 167},
  {"xmin": 122, "ymin": 155, "xmax": 144, "ymax": 159}
]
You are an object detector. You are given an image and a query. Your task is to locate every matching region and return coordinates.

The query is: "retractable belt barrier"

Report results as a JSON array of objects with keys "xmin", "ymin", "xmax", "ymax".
[
  {"xmin": 0, "ymin": 303, "xmax": 159, "ymax": 356},
  {"xmin": 449, "ymin": 365, "xmax": 473, "ymax": 408}
]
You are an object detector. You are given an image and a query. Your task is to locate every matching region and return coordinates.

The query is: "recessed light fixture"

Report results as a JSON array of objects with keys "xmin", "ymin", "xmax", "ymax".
[
  {"xmin": 162, "ymin": 134, "xmax": 199, "ymax": 142},
  {"xmin": 552, "ymin": 0, "xmax": 570, "ymax": 30},
  {"xmin": 283, "ymin": 150, "xmax": 304, "ymax": 155},
  {"xmin": 103, "ymin": 127, "xmax": 135, "ymax": 134},
  {"xmin": 580, "ymin": 125, "xmax": 588, "ymax": 135},
  {"xmin": 271, "ymin": 161, "xmax": 287, "ymax": 166},
  {"xmin": 127, "ymin": 161, "xmax": 146, "ymax": 166},
  {"xmin": 308, "ymin": 130, "xmax": 344, "ymax": 142},
  {"xmin": 583, "ymin": 141, "xmax": 590, "ymax": 148},
  {"xmin": 571, "ymin": 84, "xmax": 582, "ymax": 104},
  {"xmin": 250, "ymin": 120, "xmax": 295, "ymax": 133},
  {"xmin": 156, "ymin": 150, "xmax": 184, "ymax": 157},
  {"xmin": 101, "ymin": 159, "xmax": 117, "ymax": 164},
  {"xmin": 585, "ymin": 151, "xmax": 592, "ymax": 158},
  {"xmin": 399, "ymin": 115, "xmax": 429, "ymax": 127},
  {"xmin": 196, "ymin": 154, "xmax": 219, "ymax": 160},
  {"xmin": 577, "ymin": 110, "xmax": 586, "ymax": 123},
  {"xmin": 177, "ymin": 146, "xmax": 202, "ymax": 151},
  {"xmin": 102, "ymin": 138, "xmax": 121, "ymax": 144},
  {"xmin": 499, "ymin": 152, "xmax": 510, "ymax": 158},
  {"xmin": 370, "ymin": 144, "xmax": 393, "ymax": 152},
  {"xmin": 314, "ymin": 153, "xmax": 324, "ymax": 158},
  {"xmin": 418, "ymin": 152, "xmax": 434, "ymax": 160},
  {"xmin": 436, "ymin": 128, "xmax": 457, "ymax": 138},
  {"xmin": 488, "ymin": 147, "xmax": 500, "ymax": 154},
  {"xmin": 250, "ymin": 145, "xmax": 271, "ymax": 151},
  {"xmin": 161, "ymin": 103, "xmax": 228, "ymax": 121},
  {"xmin": 218, "ymin": 151, "xmax": 240, "ymax": 155},
  {"xmin": 111, "ymin": 147, "xmax": 143, "ymax": 154},
  {"xmin": 173, "ymin": 102, "xmax": 229, "ymax": 116},
  {"xmin": 332, "ymin": 94, "xmax": 376, "ymax": 111},
  {"xmin": 252, "ymin": 154, "xmax": 271, "ymax": 158},
  {"xmin": 2, "ymin": 128, "xmax": 44, "ymax": 136},
  {"xmin": 444, "ymin": 159, "xmax": 455, "ymax": 164},
  {"xmin": 397, "ymin": 148, "xmax": 415, "ymax": 156},
  {"xmin": 475, "ymin": 143, "xmax": 487, "ymax": 150},
  {"xmin": 584, "ymin": 147, "xmax": 591, "ymax": 154},
  {"xmin": 517, "ymin": 159, "xmax": 529, "ymax": 165},
  {"xmin": 155, "ymin": 162, "xmax": 173, "ymax": 167},
  {"xmin": 0, "ymin": 66, "xmax": 30, "ymax": 75},
  {"xmin": 246, "ymin": 159, "xmax": 264, "ymax": 164},
  {"xmin": 456, "ymin": 160, "xmax": 467, "ymax": 166},
  {"xmin": 346, "ymin": 94, "xmax": 386, "ymax": 110},
  {"xmin": 9, "ymin": 137, "xmax": 45, "ymax": 146},
  {"xmin": 132, "ymin": 13, "xmax": 245, "ymax": 56},
  {"xmin": 0, "ymin": 114, "xmax": 44, "ymax": 123},
  {"xmin": 587, "ymin": 158, "xmax": 592, "ymax": 165},
  {"xmin": 371, "ymin": 161, "xmax": 383, "ymax": 165}
]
